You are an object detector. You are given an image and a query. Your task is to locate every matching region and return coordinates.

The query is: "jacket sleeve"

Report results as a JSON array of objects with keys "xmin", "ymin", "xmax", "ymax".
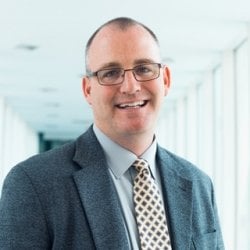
[{"xmin": 0, "ymin": 166, "xmax": 51, "ymax": 249}]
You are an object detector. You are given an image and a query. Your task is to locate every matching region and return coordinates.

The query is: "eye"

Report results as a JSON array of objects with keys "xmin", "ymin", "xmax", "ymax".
[
  {"xmin": 100, "ymin": 68, "xmax": 122, "ymax": 79},
  {"xmin": 134, "ymin": 65, "xmax": 153, "ymax": 75}
]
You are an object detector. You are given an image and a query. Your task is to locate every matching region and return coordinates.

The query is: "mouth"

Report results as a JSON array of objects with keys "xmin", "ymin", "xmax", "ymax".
[{"xmin": 116, "ymin": 100, "xmax": 148, "ymax": 109}]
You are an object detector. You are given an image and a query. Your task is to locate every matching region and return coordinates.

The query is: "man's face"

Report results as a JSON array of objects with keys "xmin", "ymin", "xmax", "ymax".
[{"xmin": 82, "ymin": 24, "xmax": 170, "ymax": 142}]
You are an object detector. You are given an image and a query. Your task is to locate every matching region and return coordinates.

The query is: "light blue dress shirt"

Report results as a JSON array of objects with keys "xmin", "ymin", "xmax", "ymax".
[{"xmin": 93, "ymin": 125, "xmax": 166, "ymax": 250}]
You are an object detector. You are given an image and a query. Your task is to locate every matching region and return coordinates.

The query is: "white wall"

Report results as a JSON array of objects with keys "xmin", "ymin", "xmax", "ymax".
[
  {"xmin": 157, "ymin": 35, "xmax": 250, "ymax": 250},
  {"xmin": 0, "ymin": 97, "xmax": 39, "ymax": 191}
]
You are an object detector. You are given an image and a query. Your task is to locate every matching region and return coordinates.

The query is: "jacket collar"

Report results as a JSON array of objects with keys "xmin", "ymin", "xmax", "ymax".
[
  {"xmin": 72, "ymin": 126, "xmax": 130, "ymax": 249},
  {"xmin": 157, "ymin": 146, "xmax": 193, "ymax": 250}
]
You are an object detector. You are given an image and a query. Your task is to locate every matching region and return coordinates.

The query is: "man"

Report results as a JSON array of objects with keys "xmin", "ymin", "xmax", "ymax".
[{"xmin": 0, "ymin": 17, "xmax": 224, "ymax": 249}]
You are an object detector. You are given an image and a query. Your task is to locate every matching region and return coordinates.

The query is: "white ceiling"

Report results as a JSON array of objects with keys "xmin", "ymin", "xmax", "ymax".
[{"xmin": 0, "ymin": 0, "xmax": 249, "ymax": 140}]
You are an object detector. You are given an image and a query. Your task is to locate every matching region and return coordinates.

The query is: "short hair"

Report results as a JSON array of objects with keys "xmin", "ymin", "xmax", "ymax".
[{"xmin": 85, "ymin": 17, "xmax": 159, "ymax": 72}]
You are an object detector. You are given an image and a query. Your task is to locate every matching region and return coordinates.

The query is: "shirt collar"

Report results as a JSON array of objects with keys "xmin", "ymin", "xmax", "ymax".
[{"xmin": 93, "ymin": 124, "xmax": 157, "ymax": 179}]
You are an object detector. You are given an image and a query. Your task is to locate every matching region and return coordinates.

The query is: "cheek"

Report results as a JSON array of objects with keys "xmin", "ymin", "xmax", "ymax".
[
  {"xmin": 150, "ymin": 82, "xmax": 166, "ymax": 98},
  {"xmin": 91, "ymin": 88, "xmax": 113, "ymax": 110}
]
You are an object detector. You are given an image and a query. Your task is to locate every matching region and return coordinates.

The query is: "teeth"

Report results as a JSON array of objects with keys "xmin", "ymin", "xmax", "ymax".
[{"xmin": 118, "ymin": 101, "xmax": 145, "ymax": 108}]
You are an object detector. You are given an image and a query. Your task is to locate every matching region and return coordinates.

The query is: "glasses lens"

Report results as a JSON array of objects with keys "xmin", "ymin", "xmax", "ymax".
[
  {"xmin": 133, "ymin": 63, "xmax": 160, "ymax": 81},
  {"xmin": 98, "ymin": 68, "xmax": 123, "ymax": 85}
]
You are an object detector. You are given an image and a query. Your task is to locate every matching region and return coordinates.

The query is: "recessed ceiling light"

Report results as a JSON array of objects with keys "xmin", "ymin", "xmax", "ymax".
[
  {"xmin": 39, "ymin": 87, "xmax": 58, "ymax": 93},
  {"xmin": 45, "ymin": 102, "xmax": 60, "ymax": 107},
  {"xmin": 15, "ymin": 44, "xmax": 39, "ymax": 51}
]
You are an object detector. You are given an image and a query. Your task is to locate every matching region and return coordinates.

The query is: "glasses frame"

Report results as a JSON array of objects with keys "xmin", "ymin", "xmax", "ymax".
[{"xmin": 86, "ymin": 63, "xmax": 163, "ymax": 86}]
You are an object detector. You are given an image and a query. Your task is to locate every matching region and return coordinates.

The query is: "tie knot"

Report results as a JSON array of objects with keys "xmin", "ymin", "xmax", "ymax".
[{"xmin": 133, "ymin": 158, "xmax": 149, "ymax": 172}]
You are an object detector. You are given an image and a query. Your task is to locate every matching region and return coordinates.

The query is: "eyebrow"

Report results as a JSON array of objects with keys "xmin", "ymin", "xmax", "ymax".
[
  {"xmin": 98, "ymin": 62, "xmax": 122, "ymax": 70},
  {"xmin": 134, "ymin": 58, "xmax": 158, "ymax": 65},
  {"xmin": 98, "ymin": 58, "xmax": 158, "ymax": 70}
]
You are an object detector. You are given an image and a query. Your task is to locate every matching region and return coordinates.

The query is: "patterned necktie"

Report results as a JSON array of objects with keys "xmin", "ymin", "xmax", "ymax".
[{"xmin": 133, "ymin": 158, "xmax": 172, "ymax": 250}]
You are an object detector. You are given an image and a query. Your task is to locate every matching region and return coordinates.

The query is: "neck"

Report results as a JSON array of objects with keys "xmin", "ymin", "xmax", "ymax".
[
  {"xmin": 120, "ymin": 137, "xmax": 154, "ymax": 156},
  {"xmin": 106, "ymin": 130, "xmax": 154, "ymax": 156}
]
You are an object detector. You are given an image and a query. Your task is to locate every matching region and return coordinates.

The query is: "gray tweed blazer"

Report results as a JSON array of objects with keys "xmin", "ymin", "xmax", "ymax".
[{"xmin": 0, "ymin": 126, "xmax": 224, "ymax": 249}]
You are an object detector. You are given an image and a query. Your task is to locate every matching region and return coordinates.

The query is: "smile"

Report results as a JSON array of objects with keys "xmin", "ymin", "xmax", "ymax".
[{"xmin": 116, "ymin": 100, "xmax": 148, "ymax": 109}]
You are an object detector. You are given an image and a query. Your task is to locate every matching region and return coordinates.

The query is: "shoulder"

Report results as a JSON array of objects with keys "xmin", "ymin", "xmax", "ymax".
[
  {"xmin": 156, "ymin": 146, "xmax": 216, "ymax": 208},
  {"xmin": 4, "ymin": 126, "xmax": 98, "ymax": 184},
  {"xmin": 18, "ymin": 139, "xmax": 76, "ymax": 174},
  {"xmin": 157, "ymin": 145, "xmax": 212, "ymax": 184},
  {"xmin": 2, "ymin": 140, "xmax": 76, "ymax": 193}
]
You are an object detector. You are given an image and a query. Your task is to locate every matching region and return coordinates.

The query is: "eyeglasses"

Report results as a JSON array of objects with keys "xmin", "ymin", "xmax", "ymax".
[{"xmin": 86, "ymin": 63, "xmax": 163, "ymax": 86}]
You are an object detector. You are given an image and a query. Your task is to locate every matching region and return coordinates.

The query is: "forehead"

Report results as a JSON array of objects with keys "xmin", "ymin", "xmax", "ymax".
[{"xmin": 87, "ymin": 24, "xmax": 161, "ymax": 68}]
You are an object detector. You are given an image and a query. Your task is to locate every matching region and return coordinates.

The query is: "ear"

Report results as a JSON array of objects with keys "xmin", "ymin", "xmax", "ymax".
[
  {"xmin": 82, "ymin": 76, "xmax": 92, "ymax": 105},
  {"xmin": 163, "ymin": 66, "xmax": 171, "ymax": 96}
]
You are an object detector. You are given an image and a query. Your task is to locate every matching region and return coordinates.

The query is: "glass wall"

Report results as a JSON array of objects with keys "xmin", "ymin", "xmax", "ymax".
[
  {"xmin": 0, "ymin": 97, "xmax": 39, "ymax": 192},
  {"xmin": 234, "ymin": 39, "xmax": 250, "ymax": 250},
  {"xmin": 157, "ymin": 38, "xmax": 250, "ymax": 249}
]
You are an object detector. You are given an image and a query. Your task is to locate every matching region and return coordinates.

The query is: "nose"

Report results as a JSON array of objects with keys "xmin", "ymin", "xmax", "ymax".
[{"xmin": 119, "ymin": 70, "xmax": 141, "ymax": 94}]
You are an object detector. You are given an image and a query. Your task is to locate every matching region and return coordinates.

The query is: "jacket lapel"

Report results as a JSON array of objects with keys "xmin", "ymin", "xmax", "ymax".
[
  {"xmin": 72, "ymin": 127, "xmax": 129, "ymax": 250},
  {"xmin": 157, "ymin": 147, "xmax": 193, "ymax": 250}
]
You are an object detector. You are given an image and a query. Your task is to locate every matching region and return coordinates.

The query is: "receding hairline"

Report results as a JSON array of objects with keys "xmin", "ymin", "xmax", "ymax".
[{"xmin": 85, "ymin": 17, "xmax": 159, "ymax": 72}]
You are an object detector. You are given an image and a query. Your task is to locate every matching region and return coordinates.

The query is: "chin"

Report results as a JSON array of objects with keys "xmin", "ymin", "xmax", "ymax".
[{"xmin": 121, "ymin": 124, "xmax": 152, "ymax": 135}]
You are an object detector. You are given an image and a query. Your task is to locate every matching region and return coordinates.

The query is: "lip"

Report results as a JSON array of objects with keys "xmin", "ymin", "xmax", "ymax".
[{"xmin": 116, "ymin": 100, "xmax": 148, "ymax": 109}]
